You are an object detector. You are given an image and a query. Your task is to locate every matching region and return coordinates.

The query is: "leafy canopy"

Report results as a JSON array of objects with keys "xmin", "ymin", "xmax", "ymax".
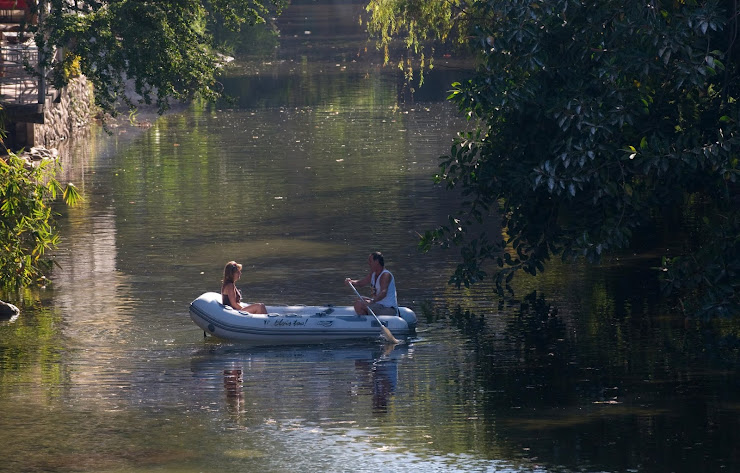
[
  {"xmin": 368, "ymin": 0, "xmax": 740, "ymax": 316},
  {"xmin": 32, "ymin": 0, "xmax": 285, "ymax": 115},
  {"xmin": 2, "ymin": 1, "xmax": 284, "ymax": 292},
  {"xmin": 364, "ymin": 0, "xmax": 469, "ymax": 84}
]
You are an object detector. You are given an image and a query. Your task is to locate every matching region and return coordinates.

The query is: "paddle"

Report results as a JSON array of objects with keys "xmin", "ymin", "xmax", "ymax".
[{"xmin": 347, "ymin": 280, "xmax": 400, "ymax": 344}]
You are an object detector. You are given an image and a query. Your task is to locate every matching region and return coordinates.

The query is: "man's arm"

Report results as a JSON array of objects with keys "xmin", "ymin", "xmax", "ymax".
[{"xmin": 346, "ymin": 272, "xmax": 372, "ymax": 288}]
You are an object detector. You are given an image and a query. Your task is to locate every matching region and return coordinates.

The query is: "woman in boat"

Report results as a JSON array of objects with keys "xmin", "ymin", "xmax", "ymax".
[{"xmin": 221, "ymin": 261, "xmax": 267, "ymax": 313}]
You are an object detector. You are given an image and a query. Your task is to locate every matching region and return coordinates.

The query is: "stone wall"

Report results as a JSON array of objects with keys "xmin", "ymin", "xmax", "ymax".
[{"xmin": 16, "ymin": 75, "xmax": 95, "ymax": 147}]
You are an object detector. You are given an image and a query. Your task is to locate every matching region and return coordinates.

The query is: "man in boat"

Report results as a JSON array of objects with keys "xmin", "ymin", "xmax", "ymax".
[{"xmin": 345, "ymin": 251, "xmax": 398, "ymax": 316}]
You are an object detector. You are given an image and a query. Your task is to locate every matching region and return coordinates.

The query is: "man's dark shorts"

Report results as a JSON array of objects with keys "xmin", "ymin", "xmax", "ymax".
[{"xmin": 368, "ymin": 303, "xmax": 396, "ymax": 315}]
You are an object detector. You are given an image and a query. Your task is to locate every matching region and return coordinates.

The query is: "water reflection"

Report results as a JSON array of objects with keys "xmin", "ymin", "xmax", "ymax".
[
  {"xmin": 0, "ymin": 1, "xmax": 738, "ymax": 472},
  {"xmin": 0, "ymin": 313, "xmax": 19, "ymax": 324},
  {"xmin": 223, "ymin": 368, "xmax": 245, "ymax": 416},
  {"xmin": 190, "ymin": 342, "xmax": 409, "ymax": 420},
  {"xmin": 353, "ymin": 344, "xmax": 398, "ymax": 414},
  {"xmin": 219, "ymin": 61, "xmax": 465, "ymax": 108},
  {"xmin": 440, "ymin": 290, "xmax": 740, "ymax": 473}
]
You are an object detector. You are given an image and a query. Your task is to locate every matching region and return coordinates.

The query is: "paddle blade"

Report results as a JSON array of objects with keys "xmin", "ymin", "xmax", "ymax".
[
  {"xmin": 346, "ymin": 280, "xmax": 400, "ymax": 344},
  {"xmin": 380, "ymin": 324, "xmax": 400, "ymax": 344}
]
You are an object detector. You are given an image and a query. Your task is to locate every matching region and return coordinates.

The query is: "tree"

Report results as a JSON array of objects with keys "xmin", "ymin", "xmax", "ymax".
[
  {"xmin": 29, "ymin": 0, "xmax": 286, "ymax": 115},
  {"xmin": 364, "ymin": 0, "xmax": 468, "ymax": 84},
  {"xmin": 0, "ymin": 149, "xmax": 80, "ymax": 290},
  {"xmin": 1, "ymin": 1, "xmax": 284, "ymax": 291},
  {"xmin": 368, "ymin": 0, "xmax": 740, "ymax": 316}
]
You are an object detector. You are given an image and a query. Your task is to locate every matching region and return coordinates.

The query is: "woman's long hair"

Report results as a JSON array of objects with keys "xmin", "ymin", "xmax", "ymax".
[{"xmin": 222, "ymin": 261, "xmax": 242, "ymax": 287}]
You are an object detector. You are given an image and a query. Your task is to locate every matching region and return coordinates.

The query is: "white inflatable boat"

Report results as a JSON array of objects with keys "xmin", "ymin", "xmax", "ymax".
[{"xmin": 189, "ymin": 292, "xmax": 417, "ymax": 343}]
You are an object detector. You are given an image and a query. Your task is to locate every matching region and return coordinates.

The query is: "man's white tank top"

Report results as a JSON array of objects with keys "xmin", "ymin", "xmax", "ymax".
[{"xmin": 371, "ymin": 269, "xmax": 398, "ymax": 308}]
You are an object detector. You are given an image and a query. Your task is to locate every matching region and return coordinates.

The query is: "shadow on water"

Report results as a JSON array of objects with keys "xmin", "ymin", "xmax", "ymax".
[
  {"xmin": 217, "ymin": 57, "xmax": 468, "ymax": 108},
  {"xmin": 431, "ymin": 286, "xmax": 740, "ymax": 472},
  {"xmin": 1, "ymin": 1, "xmax": 739, "ymax": 472},
  {"xmin": 217, "ymin": 0, "xmax": 471, "ymax": 108}
]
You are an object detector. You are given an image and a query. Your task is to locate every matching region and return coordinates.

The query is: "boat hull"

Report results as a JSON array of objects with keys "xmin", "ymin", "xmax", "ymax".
[{"xmin": 189, "ymin": 292, "xmax": 417, "ymax": 343}]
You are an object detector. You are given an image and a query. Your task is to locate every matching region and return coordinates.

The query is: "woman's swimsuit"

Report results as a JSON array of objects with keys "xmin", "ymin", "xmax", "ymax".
[{"xmin": 222, "ymin": 285, "xmax": 242, "ymax": 307}]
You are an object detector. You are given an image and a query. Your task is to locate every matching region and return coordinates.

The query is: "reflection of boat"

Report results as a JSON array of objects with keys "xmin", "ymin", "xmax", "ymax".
[
  {"xmin": 189, "ymin": 292, "xmax": 417, "ymax": 343},
  {"xmin": 190, "ymin": 341, "xmax": 411, "ymax": 367},
  {"xmin": 190, "ymin": 343, "xmax": 411, "ymax": 416}
]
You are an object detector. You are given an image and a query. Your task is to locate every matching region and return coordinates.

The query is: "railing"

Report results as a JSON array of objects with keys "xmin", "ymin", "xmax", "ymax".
[
  {"xmin": 0, "ymin": 41, "xmax": 41, "ymax": 105},
  {"xmin": 0, "ymin": 9, "xmax": 27, "ymax": 24}
]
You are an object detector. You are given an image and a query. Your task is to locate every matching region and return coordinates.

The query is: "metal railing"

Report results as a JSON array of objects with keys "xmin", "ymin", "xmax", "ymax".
[{"xmin": 0, "ymin": 41, "xmax": 41, "ymax": 105}]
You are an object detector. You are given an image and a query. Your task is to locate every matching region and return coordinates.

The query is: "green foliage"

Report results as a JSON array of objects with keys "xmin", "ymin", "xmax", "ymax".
[
  {"xmin": 212, "ymin": 18, "xmax": 279, "ymax": 58},
  {"xmin": 1, "ymin": 1, "xmax": 286, "ymax": 291},
  {"xmin": 0, "ymin": 152, "xmax": 80, "ymax": 289},
  {"xmin": 364, "ymin": 0, "xmax": 469, "ymax": 83},
  {"xmin": 415, "ymin": 0, "xmax": 740, "ymax": 316},
  {"xmin": 30, "ymin": 0, "xmax": 286, "ymax": 115},
  {"xmin": 61, "ymin": 52, "xmax": 81, "ymax": 81}
]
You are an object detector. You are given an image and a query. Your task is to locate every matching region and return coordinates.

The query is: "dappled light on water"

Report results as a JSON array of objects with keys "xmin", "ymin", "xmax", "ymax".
[{"xmin": 0, "ymin": 1, "xmax": 738, "ymax": 472}]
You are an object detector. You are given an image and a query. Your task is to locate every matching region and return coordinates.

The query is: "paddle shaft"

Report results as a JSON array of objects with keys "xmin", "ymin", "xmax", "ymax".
[{"xmin": 347, "ymin": 280, "xmax": 399, "ymax": 344}]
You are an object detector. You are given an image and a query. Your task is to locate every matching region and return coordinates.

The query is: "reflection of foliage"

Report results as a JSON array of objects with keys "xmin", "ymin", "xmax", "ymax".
[
  {"xmin": 659, "ymin": 208, "xmax": 740, "ymax": 317},
  {"xmin": 448, "ymin": 305, "xmax": 488, "ymax": 336},
  {"xmin": 213, "ymin": 19, "xmax": 279, "ymax": 58},
  {"xmin": 0, "ymin": 153, "xmax": 80, "ymax": 289},
  {"xmin": 0, "ymin": 301, "xmax": 65, "ymax": 384},
  {"xmin": 499, "ymin": 292, "xmax": 563, "ymax": 360},
  {"xmin": 450, "ymin": 289, "xmax": 740, "ymax": 472},
  {"xmin": 417, "ymin": 299, "xmax": 439, "ymax": 324},
  {"xmin": 446, "ymin": 291, "xmax": 577, "ymax": 409},
  {"xmin": 447, "ymin": 291, "xmax": 561, "ymax": 346},
  {"xmin": 708, "ymin": 317, "xmax": 740, "ymax": 362}
]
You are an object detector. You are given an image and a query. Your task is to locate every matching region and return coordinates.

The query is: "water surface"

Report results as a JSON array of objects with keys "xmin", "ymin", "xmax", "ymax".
[{"xmin": 0, "ymin": 2, "xmax": 738, "ymax": 472}]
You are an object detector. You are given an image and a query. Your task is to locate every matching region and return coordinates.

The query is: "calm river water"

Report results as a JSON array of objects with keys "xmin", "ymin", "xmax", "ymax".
[{"xmin": 1, "ymin": 2, "xmax": 739, "ymax": 472}]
